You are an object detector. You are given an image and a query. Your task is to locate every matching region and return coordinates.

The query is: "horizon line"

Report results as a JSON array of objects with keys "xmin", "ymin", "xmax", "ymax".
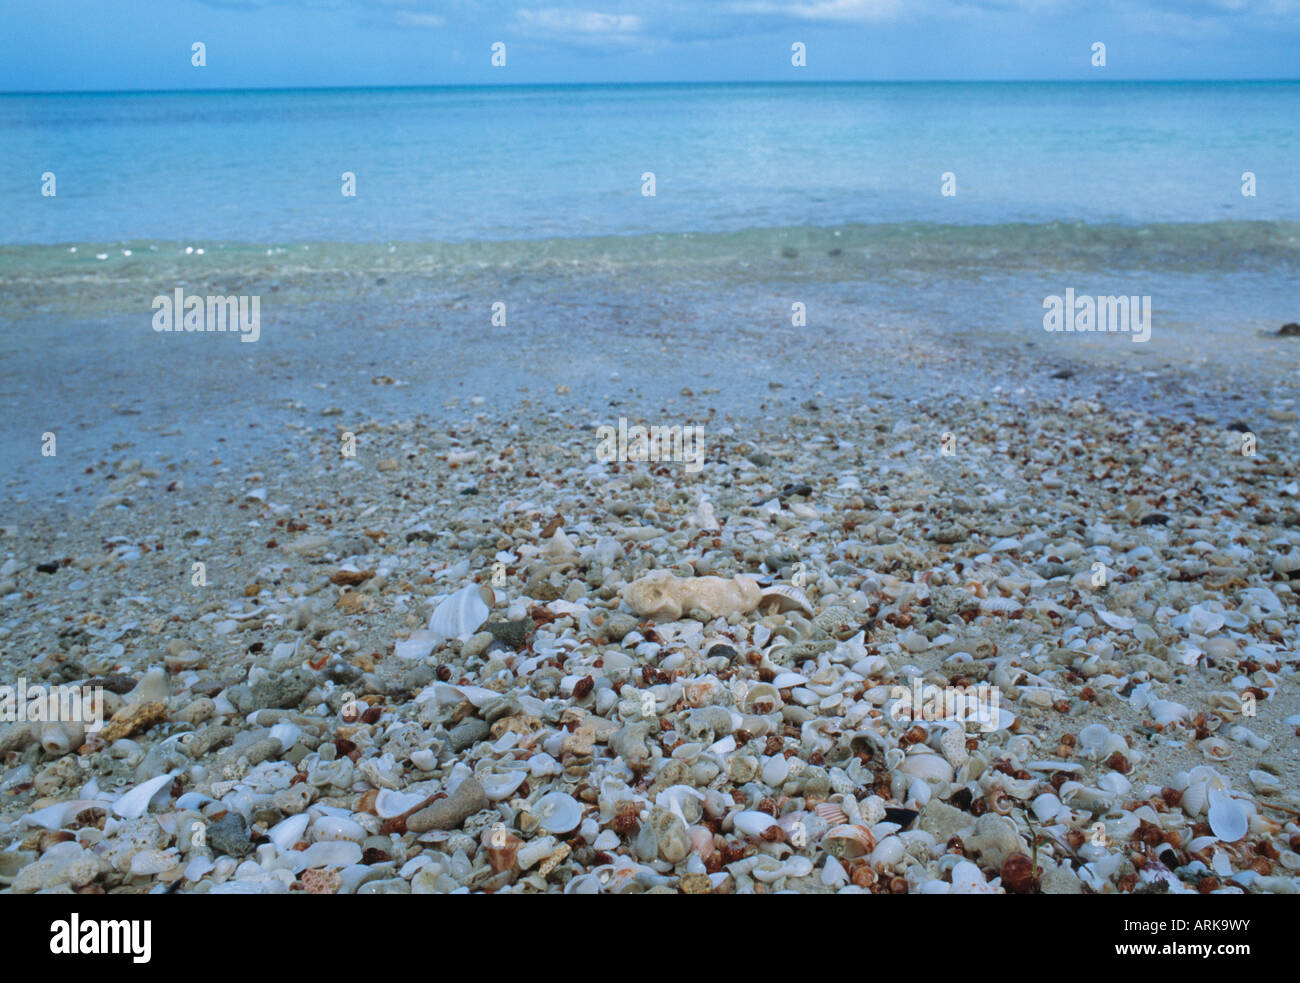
[{"xmin": 3, "ymin": 77, "xmax": 1299, "ymax": 97}]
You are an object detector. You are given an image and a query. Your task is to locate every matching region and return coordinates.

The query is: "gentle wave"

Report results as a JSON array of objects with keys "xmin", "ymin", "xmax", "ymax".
[{"xmin": 2, "ymin": 220, "xmax": 1297, "ymax": 289}]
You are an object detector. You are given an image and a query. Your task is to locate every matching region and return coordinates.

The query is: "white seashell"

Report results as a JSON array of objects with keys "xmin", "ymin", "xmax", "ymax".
[
  {"xmin": 268, "ymin": 814, "xmax": 310, "ymax": 852},
  {"xmin": 761, "ymin": 755, "xmax": 790, "ymax": 787},
  {"xmin": 1207, "ymin": 789, "xmax": 1247, "ymax": 842},
  {"xmin": 1078, "ymin": 723, "xmax": 1113, "ymax": 759},
  {"xmin": 311, "ymin": 815, "xmax": 366, "ymax": 842},
  {"xmin": 733, "ymin": 810, "xmax": 780, "ymax": 837},
  {"xmin": 771, "ymin": 671, "xmax": 808, "ymax": 689},
  {"xmin": 113, "ymin": 773, "xmax": 175, "ymax": 820},
  {"xmin": 124, "ymin": 667, "xmax": 170, "ymax": 707},
  {"xmin": 1249, "ymin": 770, "xmax": 1281, "ymax": 793},
  {"xmin": 1148, "ymin": 699, "xmax": 1189, "ymax": 727},
  {"xmin": 822, "ymin": 856, "xmax": 849, "ymax": 887},
  {"xmin": 395, "ymin": 629, "xmax": 439, "ymax": 661},
  {"xmin": 1031, "ymin": 793, "xmax": 1064, "ymax": 823},
  {"xmin": 898, "ymin": 746, "xmax": 954, "ymax": 784},
  {"xmin": 1185, "ymin": 603, "xmax": 1226, "ymax": 635},
  {"xmin": 410, "ymin": 748, "xmax": 438, "ymax": 771},
  {"xmin": 428, "ymin": 585, "xmax": 491, "ymax": 642},
  {"xmin": 375, "ymin": 788, "xmax": 427, "ymax": 818},
  {"xmin": 269, "ymin": 722, "xmax": 301, "ymax": 751},
  {"xmin": 481, "ymin": 771, "xmax": 528, "ymax": 801},
  {"xmin": 869, "ymin": 835, "xmax": 905, "ymax": 868},
  {"xmin": 950, "ymin": 859, "xmax": 999, "ymax": 894},
  {"xmin": 296, "ymin": 840, "xmax": 362, "ymax": 870},
  {"xmin": 1095, "ymin": 608, "xmax": 1136, "ymax": 631},
  {"xmin": 22, "ymin": 799, "xmax": 110, "ymax": 830},
  {"xmin": 532, "ymin": 792, "xmax": 582, "ymax": 834}
]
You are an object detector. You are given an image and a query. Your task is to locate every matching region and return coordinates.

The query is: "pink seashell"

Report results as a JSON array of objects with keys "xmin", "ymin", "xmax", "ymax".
[
  {"xmin": 814, "ymin": 802, "xmax": 849, "ymax": 826},
  {"xmin": 688, "ymin": 824, "xmax": 715, "ymax": 859}
]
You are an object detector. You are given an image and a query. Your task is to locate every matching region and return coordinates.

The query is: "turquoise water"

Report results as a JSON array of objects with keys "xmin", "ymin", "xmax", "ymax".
[{"xmin": 2, "ymin": 82, "xmax": 1298, "ymax": 245}]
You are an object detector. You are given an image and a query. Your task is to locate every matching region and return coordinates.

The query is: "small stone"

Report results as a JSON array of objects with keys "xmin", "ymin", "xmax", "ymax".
[{"xmin": 207, "ymin": 812, "xmax": 254, "ymax": 858}]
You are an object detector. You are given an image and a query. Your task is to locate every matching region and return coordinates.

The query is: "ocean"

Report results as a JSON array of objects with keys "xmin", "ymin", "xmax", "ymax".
[{"xmin": 1, "ymin": 82, "xmax": 1297, "ymax": 501}]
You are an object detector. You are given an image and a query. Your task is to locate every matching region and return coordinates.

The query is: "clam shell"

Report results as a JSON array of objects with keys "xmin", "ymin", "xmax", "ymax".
[
  {"xmin": 814, "ymin": 801, "xmax": 849, "ymax": 826},
  {"xmin": 375, "ymin": 788, "xmax": 428, "ymax": 818},
  {"xmin": 533, "ymin": 792, "xmax": 582, "ymax": 834},
  {"xmin": 112, "ymin": 773, "xmax": 175, "ymax": 820},
  {"xmin": 481, "ymin": 771, "xmax": 528, "ymax": 801},
  {"xmin": 740, "ymin": 682, "xmax": 783, "ymax": 715},
  {"xmin": 428, "ymin": 584, "xmax": 490, "ymax": 642},
  {"xmin": 1207, "ymin": 789, "xmax": 1247, "ymax": 842},
  {"xmin": 898, "ymin": 746, "xmax": 954, "ymax": 784},
  {"xmin": 759, "ymin": 584, "xmax": 813, "ymax": 618}
]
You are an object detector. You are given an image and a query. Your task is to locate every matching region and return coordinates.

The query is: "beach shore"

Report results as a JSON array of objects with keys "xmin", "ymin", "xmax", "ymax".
[{"xmin": 1, "ymin": 270, "xmax": 1297, "ymax": 894}]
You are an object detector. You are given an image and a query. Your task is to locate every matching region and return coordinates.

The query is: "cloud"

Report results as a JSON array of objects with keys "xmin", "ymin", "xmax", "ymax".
[
  {"xmin": 727, "ymin": 0, "xmax": 908, "ymax": 21},
  {"xmin": 393, "ymin": 10, "xmax": 444, "ymax": 27},
  {"xmin": 514, "ymin": 7, "xmax": 645, "ymax": 38}
]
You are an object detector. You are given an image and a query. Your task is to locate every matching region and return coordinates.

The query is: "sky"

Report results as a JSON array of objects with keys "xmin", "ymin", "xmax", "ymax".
[{"xmin": 1, "ymin": 0, "xmax": 1298, "ymax": 92}]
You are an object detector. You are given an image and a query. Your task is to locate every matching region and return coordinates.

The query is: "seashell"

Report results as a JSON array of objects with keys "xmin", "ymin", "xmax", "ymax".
[
  {"xmin": 1078, "ymin": 723, "xmax": 1113, "ymax": 759},
  {"xmin": 759, "ymin": 584, "xmax": 814, "ymax": 618},
  {"xmin": 268, "ymin": 814, "xmax": 310, "ymax": 852},
  {"xmin": 1147, "ymin": 699, "xmax": 1189, "ymax": 727},
  {"xmin": 1031, "ymin": 792, "xmax": 1064, "ymax": 823},
  {"xmin": 112, "ymin": 773, "xmax": 175, "ymax": 820},
  {"xmin": 740, "ymin": 682, "xmax": 783, "ymax": 715},
  {"xmin": 22, "ymin": 799, "xmax": 110, "ymax": 830},
  {"xmin": 481, "ymin": 824, "xmax": 523, "ymax": 873},
  {"xmin": 532, "ymin": 792, "xmax": 582, "ymax": 834},
  {"xmin": 312, "ymin": 815, "xmax": 366, "ymax": 842},
  {"xmin": 683, "ymin": 676, "xmax": 723, "ymax": 708},
  {"xmin": 870, "ymin": 835, "xmax": 906, "ymax": 868},
  {"xmin": 34, "ymin": 720, "xmax": 86, "ymax": 757},
  {"xmin": 822, "ymin": 856, "xmax": 849, "ymax": 887},
  {"xmin": 814, "ymin": 801, "xmax": 849, "ymax": 826},
  {"xmin": 1185, "ymin": 602, "xmax": 1226, "ymax": 635},
  {"xmin": 898, "ymin": 746, "xmax": 954, "ymax": 784},
  {"xmin": 648, "ymin": 806, "xmax": 691, "ymax": 863},
  {"xmin": 823, "ymin": 824, "xmax": 876, "ymax": 859},
  {"xmin": 950, "ymin": 859, "xmax": 1000, "ymax": 894},
  {"xmin": 771, "ymin": 671, "xmax": 809, "ymax": 689},
  {"xmin": 1248, "ymin": 770, "xmax": 1280, "ymax": 793},
  {"xmin": 269, "ymin": 722, "xmax": 301, "ymax": 752},
  {"xmin": 542, "ymin": 528, "xmax": 579, "ymax": 564},
  {"xmin": 374, "ymin": 788, "xmax": 427, "ymax": 819},
  {"xmin": 761, "ymin": 755, "xmax": 790, "ymax": 787},
  {"xmin": 622, "ymin": 570, "xmax": 761, "ymax": 621},
  {"xmin": 124, "ymin": 667, "xmax": 171, "ymax": 707},
  {"xmin": 1207, "ymin": 789, "xmax": 1247, "ymax": 843},
  {"xmin": 733, "ymin": 810, "xmax": 780, "ymax": 837},
  {"xmin": 428, "ymin": 584, "xmax": 491, "ymax": 642},
  {"xmin": 481, "ymin": 771, "xmax": 528, "ymax": 801},
  {"xmin": 1198, "ymin": 737, "xmax": 1232, "ymax": 761}
]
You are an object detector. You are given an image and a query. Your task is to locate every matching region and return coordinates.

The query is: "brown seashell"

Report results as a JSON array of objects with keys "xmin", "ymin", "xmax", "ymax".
[
  {"xmin": 823, "ymin": 824, "xmax": 876, "ymax": 859},
  {"xmin": 1001, "ymin": 852, "xmax": 1038, "ymax": 894},
  {"xmin": 357, "ymin": 789, "xmax": 379, "ymax": 815}
]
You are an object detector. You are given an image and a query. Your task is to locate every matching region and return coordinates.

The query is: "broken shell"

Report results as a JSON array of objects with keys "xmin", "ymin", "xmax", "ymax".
[
  {"xmin": 1198, "ymin": 737, "xmax": 1232, "ymax": 761},
  {"xmin": 814, "ymin": 801, "xmax": 849, "ymax": 826},
  {"xmin": 481, "ymin": 771, "xmax": 528, "ymax": 801},
  {"xmin": 733, "ymin": 810, "xmax": 780, "ymax": 837},
  {"xmin": 623, "ymin": 570, "xmax": 761, "ymax": 621},
  {"xmin": 740, "ymin": 682, "xmax": 783, "ymax": 715},
  {"xmin": 822, "ymin": 824, "xmax": 876, "ymax": 860}
]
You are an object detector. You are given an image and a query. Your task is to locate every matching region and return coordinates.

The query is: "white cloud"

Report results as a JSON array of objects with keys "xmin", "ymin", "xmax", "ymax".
[
  {"xmin": 516, "ymin": 7, "xmax": 645, "ymax": 36},
  {"xmin": 394, "ymin": 11, "xmax": 445, "ymax": 27},
  {"xmin": 729, "ymin": 0, "xmax": 908, "ymax": 21}
]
